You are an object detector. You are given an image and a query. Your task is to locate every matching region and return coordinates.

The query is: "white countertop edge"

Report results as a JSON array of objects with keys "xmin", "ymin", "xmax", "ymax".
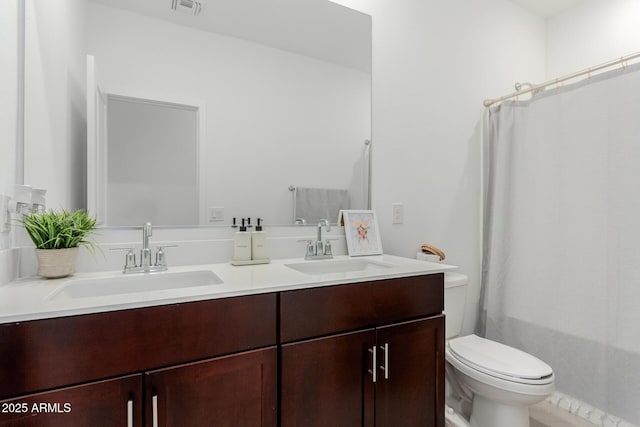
[{"xmin": 0, "ymin": 255, "xmax": 457, "ymax": 323}]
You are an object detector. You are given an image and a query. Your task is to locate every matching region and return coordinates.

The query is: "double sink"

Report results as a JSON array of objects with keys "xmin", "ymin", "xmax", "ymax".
[{"xmin": 48, "ymin": 259, "xmax": 394, "ymax": 301}]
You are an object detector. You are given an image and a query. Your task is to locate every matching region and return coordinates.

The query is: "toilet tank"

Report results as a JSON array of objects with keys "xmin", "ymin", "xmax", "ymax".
[{"xmin": 444, "ymin": 272, "xmax": 468, "ymax": 339}]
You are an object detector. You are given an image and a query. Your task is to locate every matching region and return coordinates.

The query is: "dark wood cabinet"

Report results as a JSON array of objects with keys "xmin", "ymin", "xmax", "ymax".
[
  {"xmin": 0, "ymin": 375, "xmax": 142, "ymax": 427},
  {"xmin": 0, "ymin": 293, "xmax": 277, "ymax": 427},
  {"xmin": 280, "ymin": 274, "xmax": 443, "ymax": 343},
  {"xmin": 0, "ymin": 293, "xmax": 277, "ymax": 398},
  {"xmin": 281, "ymin": 329, "xmax": 376, "ymax": 427},
  {"xmin": 280, "ymin": 274, "xmax": 445, "ymax": 427},
  {"xmin": 280, "ymin": 317, "xmax": 444, "ymax": 427},
  {"xmin": 0, "ymin": 273, "xmax": 444, "ymax": 427},
  {"xmin": 146, "ymin": 347, "xmax": 277, "ymax": 427},
  {"xmin": 375, "ymin": 316, "xmax": 445, "ymax": 427},
  {"xmin": 0, "ymin": 349, "xmax": 277, "ymax": 427}
]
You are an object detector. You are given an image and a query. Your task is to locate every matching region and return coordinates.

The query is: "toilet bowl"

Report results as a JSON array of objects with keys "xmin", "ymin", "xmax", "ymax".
[{"xmin": 442, "ymin": 272, "xmax": 554, "ymax": 427}]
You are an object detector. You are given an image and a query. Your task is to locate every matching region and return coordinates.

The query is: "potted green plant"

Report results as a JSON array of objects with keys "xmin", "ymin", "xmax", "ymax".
[{"xmin": 21, "ymin": 209, "xmax": 97, "ymax": 279}]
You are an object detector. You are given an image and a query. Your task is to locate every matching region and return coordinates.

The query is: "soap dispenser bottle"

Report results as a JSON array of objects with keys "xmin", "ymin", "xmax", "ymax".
[
  {"xmin": 251, "ymin": 218, "xmax": 269, "ymax": 261},
  {"xmin": 233, "ymin": 218, "xmax": 252, "ymax": 262}
]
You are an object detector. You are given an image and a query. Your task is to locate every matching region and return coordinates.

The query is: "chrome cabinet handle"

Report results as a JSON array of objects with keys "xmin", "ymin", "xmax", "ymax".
[
  {"xmin": 127, "ymin": 399, "xmax": 133, "ymax": 427},
  {"xmin": 380, "ymin": 343, "xmax": 389, "ymax": 379},
  {"xmin": 152, "ymin": 394, "xmax": 158, "ymax": 427},
  {"xmin": 368, "ymin": 347, "xmax": 377, "ymax": 383}
]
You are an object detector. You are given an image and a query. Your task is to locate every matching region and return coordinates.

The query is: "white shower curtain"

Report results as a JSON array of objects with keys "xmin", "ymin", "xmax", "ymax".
[{"xmin": 480, "ymin": 63, "xmax": 640, "ymax": 425}]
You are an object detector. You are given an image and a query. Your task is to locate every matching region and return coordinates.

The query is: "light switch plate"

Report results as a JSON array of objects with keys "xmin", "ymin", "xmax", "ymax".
[
  {"xmin": 0, "ymin": 195, "xmax": 10, "ymax": 233},
  {"xmin": 392, "ymin": 202, "xmax": 404, "ymax": 224},
  {"xmin": 208, "ymin": 206, "xmax": 224, "ymax": 222}
]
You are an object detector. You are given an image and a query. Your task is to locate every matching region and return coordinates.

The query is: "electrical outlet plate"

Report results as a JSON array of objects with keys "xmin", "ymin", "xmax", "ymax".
[{"xmin": 0, "ymin": 195, "xmax": 10, "ymax": 233}]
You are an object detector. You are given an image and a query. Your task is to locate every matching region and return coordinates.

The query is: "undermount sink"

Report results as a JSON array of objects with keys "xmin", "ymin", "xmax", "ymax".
[
  {"xmin": 48, "ymin": 270, "xmax": 223, "ymax": 300},
  {"xmin": 285, "ymin": 259, "xmax": 393, "ymax": 275}
]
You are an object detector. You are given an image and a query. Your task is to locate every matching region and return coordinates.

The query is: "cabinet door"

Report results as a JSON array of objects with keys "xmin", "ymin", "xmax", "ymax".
[
  {"xmin": 0, "ymin": 374, "xmax": 142, "ymax": 427},
  {"xmin": 281, "ymin": 329, "xmax": 376, "ymax": 427},
  {"xmin": 145, "ymin": 347, "xmax": 277, "ymax": 427},
  {"xmin": 374, "ymin": 316, "xmax": 445, "ymax": 427}
]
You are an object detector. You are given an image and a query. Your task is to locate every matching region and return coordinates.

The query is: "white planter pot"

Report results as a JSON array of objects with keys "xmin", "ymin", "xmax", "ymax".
[{"xmin": 35, "ymin": 247, "xmax": 80, "ymax": 279}]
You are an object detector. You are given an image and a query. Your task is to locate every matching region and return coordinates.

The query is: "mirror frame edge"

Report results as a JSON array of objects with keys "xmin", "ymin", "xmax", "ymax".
[{"xmin": 16, "ymin": 0, "xmax": 25, "ymax": 187}]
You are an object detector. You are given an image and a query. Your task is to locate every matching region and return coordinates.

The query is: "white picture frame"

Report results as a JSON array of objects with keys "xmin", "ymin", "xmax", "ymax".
[{"xmin": 341, "ymin": 210, "xmax": 383, "ymax": 256}]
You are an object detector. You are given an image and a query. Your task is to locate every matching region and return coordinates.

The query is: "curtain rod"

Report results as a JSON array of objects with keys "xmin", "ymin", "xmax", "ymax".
[{"xmin": 483, "ymin": 50, "xmax": 640, "ymax": 107}]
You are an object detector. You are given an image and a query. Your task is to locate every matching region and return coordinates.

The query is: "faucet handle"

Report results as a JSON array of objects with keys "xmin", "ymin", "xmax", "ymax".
[
  {"xmin": 110, "ymin": 247, "xmax": 137, "ymax": 270},
  {"xmin": 324, "ymin": 240, "xmax": 333, "ymax": 257},
  {"xmin": 303, "ymin": 240, "xmax": 315, "ymax": 258},
  {"xmin": 155, "ymin": 245, "xmax": 178, "ymax": 267}
]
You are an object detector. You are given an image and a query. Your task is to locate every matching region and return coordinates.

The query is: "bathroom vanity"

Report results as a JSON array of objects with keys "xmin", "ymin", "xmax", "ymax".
[{"xmin": 0, "ymin": 256, "xmax": 451, "ymax": 427}]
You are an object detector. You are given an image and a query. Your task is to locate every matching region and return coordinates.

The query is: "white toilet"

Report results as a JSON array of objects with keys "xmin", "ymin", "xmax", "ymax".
[{"xmin": 443, "ymin": 272, "xmax": 555, "ymax": 427}]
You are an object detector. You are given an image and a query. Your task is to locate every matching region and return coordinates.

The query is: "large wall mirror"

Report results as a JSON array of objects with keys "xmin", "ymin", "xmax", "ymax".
[{"xmin": 84, "ymin": 0, "xmax": 372, "ymax": 226}]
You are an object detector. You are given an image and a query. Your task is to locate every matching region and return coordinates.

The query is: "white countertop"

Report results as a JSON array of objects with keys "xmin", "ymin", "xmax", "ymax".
[{"xmin": 0, "ymin": 255, "xmax": 456, "ymax": 323}]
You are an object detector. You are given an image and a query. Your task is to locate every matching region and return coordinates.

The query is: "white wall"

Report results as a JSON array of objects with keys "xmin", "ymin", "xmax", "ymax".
[
  {"xmin": 330, "ymin": 0, "xmax": 546, "ymax": 334},
  {"xmin": 23, "ymin": 0, "xmax": 87, "ymax": 211},
  {"xmin": 87, "ymin": 3, "xmax": 371, "ymax": 226},
  {"xmin": 546, "ymin": 0, "xmax": 640, "ymax": 78}
]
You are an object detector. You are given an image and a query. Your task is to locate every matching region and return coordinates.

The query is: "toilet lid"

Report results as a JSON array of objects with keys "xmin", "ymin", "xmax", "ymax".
[{"xmin": 448, "ymin": 335, "xmax": 553, "ymax": 381}]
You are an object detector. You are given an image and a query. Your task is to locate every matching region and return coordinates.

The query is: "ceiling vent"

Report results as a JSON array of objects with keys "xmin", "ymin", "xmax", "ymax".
[{"xmin": 171, "ymin": 0, "xmax": 204, "ymax": 16}]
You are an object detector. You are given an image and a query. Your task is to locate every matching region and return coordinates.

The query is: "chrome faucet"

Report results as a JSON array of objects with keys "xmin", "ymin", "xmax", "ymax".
[
  {"xmin": 111, "ymin": 222, "xmax": 177, "ymax": 274},
  {"xmin": 140, "ymin": 222, "xmax": 153, "ymax": 269},
  {"xmin": 304, "ymin": 219, "xmax": 333, "ymax": 260}
]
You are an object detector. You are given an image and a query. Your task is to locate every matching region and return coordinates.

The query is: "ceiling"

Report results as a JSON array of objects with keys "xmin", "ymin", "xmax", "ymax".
[
  {"xmin": 508, "ymin": 0, "xmax": 588, "ymax": 18},
  {"xmin": 89, "ymin": 0, "xmax": 371, "ymax": 73}
]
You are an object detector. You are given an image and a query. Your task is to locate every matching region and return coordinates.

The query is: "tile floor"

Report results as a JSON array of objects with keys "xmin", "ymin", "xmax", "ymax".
[{"xmin": 530, "ymin": 401, "xmax": 596, "ymax": 427}]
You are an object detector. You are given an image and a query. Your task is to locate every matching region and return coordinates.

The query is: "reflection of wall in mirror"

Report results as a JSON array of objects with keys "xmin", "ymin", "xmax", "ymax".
[
  {"xmin": 106, "ymin": 96, "xmax": 199, "ymax": 226},
  {"xmin": 1, "ymin": 0, "xmax": 19, "ymax": 207},
  {"xmin": 87, "ymin": 2, "xmax": 371, "ymax": 226},
  {"xmin": 24, "ymin": 0, "xmax": 87, "ymax": 211}
]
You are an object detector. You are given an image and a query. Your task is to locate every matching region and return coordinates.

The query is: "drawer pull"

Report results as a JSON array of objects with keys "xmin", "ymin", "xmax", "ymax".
[
  {"xmin": 368, "ymin": 346, "xmax": 377, "ymax": 383},
  {"xmin": 127, "ymin": 399, "xmax": 133, "ymax": 427},
  {"xmin": 152, "ymin": 394, "xmax": 158, "ymax": 427},
  {"xmin": 380, "ymin": 343, "xmax": 389, "ymax": 380}
]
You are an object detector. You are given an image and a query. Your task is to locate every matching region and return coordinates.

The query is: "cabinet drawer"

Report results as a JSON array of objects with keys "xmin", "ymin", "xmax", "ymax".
[
  {"xmin": 0, "ymin": 293, "xmax": 277, "ymax": 399},
  {"xmin": 280, "ymin": 274, "xmax": 443, "ymax": 343}
]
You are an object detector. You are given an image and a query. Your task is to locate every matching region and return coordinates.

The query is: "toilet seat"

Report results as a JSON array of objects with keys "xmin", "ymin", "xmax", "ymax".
[{"xmin": 447, "ymin": 335, "xmax": 553, "ymax": 386}]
